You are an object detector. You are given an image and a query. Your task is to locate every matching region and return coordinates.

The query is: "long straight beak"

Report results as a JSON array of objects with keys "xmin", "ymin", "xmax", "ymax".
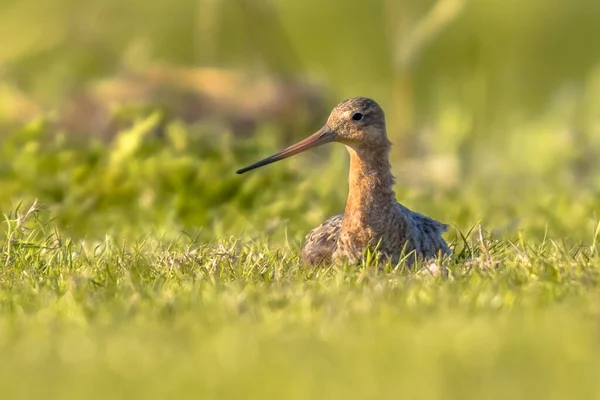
[{"xmin": 236, "ymin": 125, "xmax": 336, "ymax": 174}]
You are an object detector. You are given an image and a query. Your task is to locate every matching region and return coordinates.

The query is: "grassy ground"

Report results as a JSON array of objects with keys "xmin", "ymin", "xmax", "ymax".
[{"xmin": 1, "ymin": 116, "xmax": 600, "ymax": 399}]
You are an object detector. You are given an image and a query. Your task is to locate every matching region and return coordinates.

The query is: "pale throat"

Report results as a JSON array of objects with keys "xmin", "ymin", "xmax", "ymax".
[{"xmin": 341, "ymin": 144, "xmax": 397, "ymax": 232}]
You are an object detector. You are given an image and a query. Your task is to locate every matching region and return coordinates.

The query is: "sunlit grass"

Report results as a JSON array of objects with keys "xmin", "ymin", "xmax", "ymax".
[{"xmin": 1, "ymin": 199, "xmax": 600, "ymax": 399}]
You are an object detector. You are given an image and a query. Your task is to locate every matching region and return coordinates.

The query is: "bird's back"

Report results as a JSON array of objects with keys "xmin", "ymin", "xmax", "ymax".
[
  {"xmin": 301, "ymin": 204, "xmax": 449, "ymax": 267},
  {"xmin": 407, "ymin": 207, "xmax": 451, "ymax": 259}
]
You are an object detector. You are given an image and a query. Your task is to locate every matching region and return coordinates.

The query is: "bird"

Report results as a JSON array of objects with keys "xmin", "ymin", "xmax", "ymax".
[{"xmin": 236, "ymin": 97, "xmax": 450, "ymax": 267}]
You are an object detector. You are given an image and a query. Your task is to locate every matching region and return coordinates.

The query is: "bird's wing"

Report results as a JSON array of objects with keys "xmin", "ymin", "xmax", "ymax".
[
  {"xmin": 412, "ymin": 211, "xmax": 451, "ymax": 257},
  {"xmin": 301, "ymin": 214, "xmax": 343, "ymax": 266}
]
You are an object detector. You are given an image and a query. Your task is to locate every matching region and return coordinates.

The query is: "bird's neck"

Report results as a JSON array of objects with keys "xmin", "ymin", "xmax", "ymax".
[{"xmin": 342, "ymin": 144, "xmax": 397, "ymax": 234}]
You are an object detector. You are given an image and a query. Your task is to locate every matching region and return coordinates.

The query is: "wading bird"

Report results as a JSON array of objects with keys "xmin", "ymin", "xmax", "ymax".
[{"xmin": 237, "ymin": 97, "xmax": 450, "ymax": 266}]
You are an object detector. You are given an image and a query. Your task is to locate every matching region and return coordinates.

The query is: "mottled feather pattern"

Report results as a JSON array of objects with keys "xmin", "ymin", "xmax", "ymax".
[
  {"xmin": 410, "ymin": 210, "xmax": 450, "ymax": 259},
  {"xmin": 301, "ymin": 215, "xmax": 343, "ymax": 265},
  {"xmin": 302, "ymin": 205, "xmax": 449, "ymax": 267}
]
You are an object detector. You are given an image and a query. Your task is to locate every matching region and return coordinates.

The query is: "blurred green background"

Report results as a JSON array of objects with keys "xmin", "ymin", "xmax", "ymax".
[{"xmin": 1, "ymin": 0, "xmax": 600, "ymax": 244}]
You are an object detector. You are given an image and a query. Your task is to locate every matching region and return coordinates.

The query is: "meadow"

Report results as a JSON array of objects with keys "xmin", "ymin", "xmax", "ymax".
[{"xmin": 2, "ymin": 0, "xmax": 600, "ymax": 399}]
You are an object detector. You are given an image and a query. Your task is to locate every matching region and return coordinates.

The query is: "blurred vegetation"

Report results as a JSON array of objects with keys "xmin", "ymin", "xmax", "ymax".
[
  {"xmin": 1, "ymin": 1, "xmax": 600, "ymax": 398},
  {"xmin": 0, "ymin": 0, "xmax": 599, "ymax": 241}
]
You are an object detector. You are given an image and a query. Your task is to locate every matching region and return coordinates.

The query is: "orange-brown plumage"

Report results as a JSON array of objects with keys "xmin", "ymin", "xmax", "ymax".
[{"xmin": 237, "ymin": 97, "xmax": 450, "ymax": 266}]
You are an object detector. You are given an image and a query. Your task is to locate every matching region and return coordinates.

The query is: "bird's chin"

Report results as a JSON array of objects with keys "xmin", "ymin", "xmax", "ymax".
[{"xmin": 342, "ymin": 139, "xmax": 390, "ymax": 154}]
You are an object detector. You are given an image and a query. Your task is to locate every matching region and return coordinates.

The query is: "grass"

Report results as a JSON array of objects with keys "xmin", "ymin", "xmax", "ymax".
[
  {"xmin": 1, "ymin": 116, "xmax": 600, "ymax": 399},
  {"xmin": 1, "ymin": 207, "xmax": 600, "ymax": 399}
]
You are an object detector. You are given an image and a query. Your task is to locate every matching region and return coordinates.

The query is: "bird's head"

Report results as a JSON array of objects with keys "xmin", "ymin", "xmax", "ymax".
[{"xmin": 236, "ymin": 97, "xmax": 388, "ymax": 174}]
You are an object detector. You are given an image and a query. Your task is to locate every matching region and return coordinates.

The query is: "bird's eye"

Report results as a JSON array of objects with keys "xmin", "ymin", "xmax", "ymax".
[{"xmin": 351, "ymin": 112, "xmax": 363, "ymax": 121}]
